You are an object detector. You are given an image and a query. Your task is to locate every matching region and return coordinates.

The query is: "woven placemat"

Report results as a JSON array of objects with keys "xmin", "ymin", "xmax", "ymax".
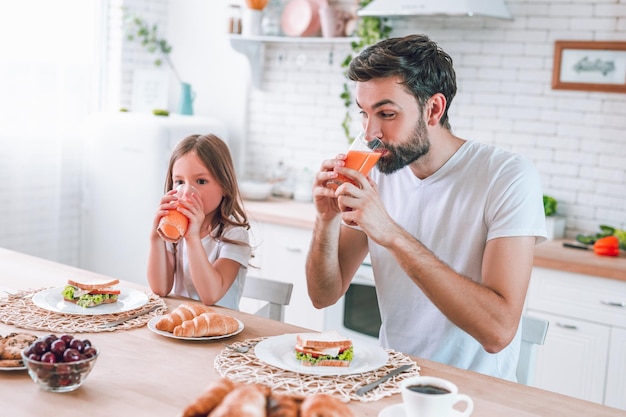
[
  {"xmin": 0, "ymin": 288, "xmax": 168, "ymax": 333},
  {"xmin": 214, "ymin": 337, "xmax": 420, "ymax": 403}
]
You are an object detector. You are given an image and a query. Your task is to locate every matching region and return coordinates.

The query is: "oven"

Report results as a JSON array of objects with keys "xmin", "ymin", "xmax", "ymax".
[{"xmin": 323, "ymin": 258, "xmax": 382, "ymax": 346}]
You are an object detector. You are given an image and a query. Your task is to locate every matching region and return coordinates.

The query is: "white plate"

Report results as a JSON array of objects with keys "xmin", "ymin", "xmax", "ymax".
[
  {"xmin": 254, "ymin": 333, "xmax": 388, "ymax": 376},
  {"xmin": 378, "ymin": 403, "xmax": 467, "ymax": 417},
  {"xmin": 146, "ymin": 316, "xmax": 244, "ymax": 341},
  {"xmin": 0, "ymin": 365, "xmax": 26, "ymax": 371},
  {"xmin": 32, "ymin": 287, "xmax": 149, "ymax": 315}
]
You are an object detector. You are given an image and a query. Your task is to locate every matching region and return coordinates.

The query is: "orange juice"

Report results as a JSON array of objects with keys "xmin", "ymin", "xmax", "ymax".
[
  {"xmin": 157, "ymin": 209, "xmax": 188, "ymax": 243},
  {"xmin": 326, "ymin": 150, "xmax": 382, "ymax": 190},
  {"xmin": 156, "ymin": 184, "xmax": 196, "ymax": 243}
]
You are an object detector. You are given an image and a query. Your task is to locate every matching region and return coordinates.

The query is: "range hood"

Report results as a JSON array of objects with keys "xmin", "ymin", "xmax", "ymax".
[{"xmin": 357, "ymin": 0, "xmax": 512, "ymax": 20}]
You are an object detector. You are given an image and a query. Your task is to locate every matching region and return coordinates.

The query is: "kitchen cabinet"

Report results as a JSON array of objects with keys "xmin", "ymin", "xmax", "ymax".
[
  {"xmin": 525, "ymin": 267, "xmax": 626, "ymax": 410},
  {"xmin": 527, "ymin": 310, "xmax": 609, "ymax": 403},
  {"xmin": 605, "ymin": 326, "xmax": 626, "ymax": 409},
  {"xmin": 246, "ymin": 219, "xmax": 323, "ymax": 331},
  {"xmin": 229, "ymin": 34, "xmax": 356, "ymax": 89}
]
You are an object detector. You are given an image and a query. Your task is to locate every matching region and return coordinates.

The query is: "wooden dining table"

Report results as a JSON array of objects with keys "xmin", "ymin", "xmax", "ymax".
[{"xmin": 1, "ymin": 247, "xmax": 624, "ymax": 417}]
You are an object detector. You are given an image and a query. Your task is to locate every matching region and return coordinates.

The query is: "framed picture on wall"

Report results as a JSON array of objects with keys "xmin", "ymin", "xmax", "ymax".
[
  {"xmin": 131, "ymin": 69, "xmax": 170, "ymax": 112},
  {"xmin": 552, "ymin": 41, "xmax": 626, "ymax": 93}
]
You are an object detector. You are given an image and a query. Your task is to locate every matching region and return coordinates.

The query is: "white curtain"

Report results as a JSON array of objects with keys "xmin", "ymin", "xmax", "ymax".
[{"xmin": 0, "ymin": 0, "xmax": 101, "ymax": 265}]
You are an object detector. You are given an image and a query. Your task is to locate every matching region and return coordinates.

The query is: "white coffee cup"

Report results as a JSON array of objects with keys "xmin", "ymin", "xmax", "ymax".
[{"xmin": 400, "ymin": 376, "xmax": 474, "ymax": 417}]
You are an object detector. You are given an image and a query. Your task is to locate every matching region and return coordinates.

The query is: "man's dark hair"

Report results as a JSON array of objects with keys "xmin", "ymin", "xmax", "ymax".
[{"xmin": 347, "ymin": 34, "xmax": 457, "ymax": 130}]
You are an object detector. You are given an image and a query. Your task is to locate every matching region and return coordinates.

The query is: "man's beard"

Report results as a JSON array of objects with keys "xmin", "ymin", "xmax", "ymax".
[{"xmin": 377, "ymin": 118, "xmax": 430, "ymax": 174}]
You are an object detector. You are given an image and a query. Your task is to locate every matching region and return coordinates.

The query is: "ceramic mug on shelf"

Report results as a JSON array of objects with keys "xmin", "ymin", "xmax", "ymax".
[
  {"xmin": 400, "ymin": 376, "xmax": 474, "ymax": 417},
  {"xmin": 319, "ymin": 5, "xmax": 345, "ymax": 38}
]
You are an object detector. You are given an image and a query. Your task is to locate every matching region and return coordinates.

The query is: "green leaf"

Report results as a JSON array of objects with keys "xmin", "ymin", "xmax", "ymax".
[
  {"xmin": 543, "ymin": 195, "xmax": 557, "ymax": 216},
  {"xmin": 599, "ymin": 225, "xmax": 616, "ymax": 235}
]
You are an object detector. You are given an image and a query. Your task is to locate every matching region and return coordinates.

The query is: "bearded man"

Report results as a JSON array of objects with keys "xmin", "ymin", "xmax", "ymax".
[{"xmin": 305, "ymin": 34, "xmax": 546, "ymax": 381}]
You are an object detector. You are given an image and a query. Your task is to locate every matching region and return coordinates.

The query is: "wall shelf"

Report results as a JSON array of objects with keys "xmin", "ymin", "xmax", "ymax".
[{"xmin": 228, "ymin": 34, "xmax": 357, "ymax": 89}]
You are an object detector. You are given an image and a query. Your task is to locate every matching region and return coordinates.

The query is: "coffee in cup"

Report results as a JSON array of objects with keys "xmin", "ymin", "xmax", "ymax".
[{"xmin": 400, "ymin": 376, "xmax": 473, "ymax": 417}]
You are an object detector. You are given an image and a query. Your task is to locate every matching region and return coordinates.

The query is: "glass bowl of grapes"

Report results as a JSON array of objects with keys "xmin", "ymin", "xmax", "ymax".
[{"xmin": 21, "ymin": 333, "xmax": 99, "ymax": 392}]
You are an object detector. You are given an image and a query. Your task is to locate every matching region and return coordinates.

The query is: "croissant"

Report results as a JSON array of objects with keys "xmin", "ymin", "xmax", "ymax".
[
  {"xmin": 181, "ymin": 378, "xmax": 235, "ymax": 417},
  {"xmin": 209, "ymin": 383, "xmax": 269, "ymax": 417},
  {"xmin": 172, "ymin": 312, "xmax": 240, "ymax": 338},
  {"xmin": 300, "ymin": 394, "xmax": 354, "ymax": 417},
  {"xmin": 154, "ymin": 302, "xmax": 215, "ymax": 332},
  {"xmin": 268, "ymin": 394, "xmax": 302, "ymax": 417}
]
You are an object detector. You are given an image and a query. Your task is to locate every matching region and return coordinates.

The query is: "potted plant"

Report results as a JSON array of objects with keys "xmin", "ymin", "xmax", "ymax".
[
  {"xmin": 543, "ymin": 195, "xmax": 565, "ymax": 240},
  {"xmin": 340, "ymin": 0, "xmax": 392, "ymax": 142},
  {"xmin": 123, "ymin": 10, "xmax": 195, "ymax": 115}
]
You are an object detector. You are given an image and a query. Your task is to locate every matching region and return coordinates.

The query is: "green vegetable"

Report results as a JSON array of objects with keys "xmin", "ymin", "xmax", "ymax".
[
  {"xmin": 599, "ymin": 225, "xmax": 615, "ymax": 235},
  {"xmin": 576, "ymin": 224, "xmax": 626, "ymax": 250},
  {"xmin": 614, "ymin": 228, "xmax": 626, "ymax": 250},
  {"xmin": 575, "ymin": 234, "xmax": 596, "ymax": 245},
  {"xmin": 543, "ymin": 195, "xmax": 558, "ymax": 216},
  {"xmin": 295, "ymin": 346, "xmax": 354, "ymax": 365},
  {"xmin": 61, "ymin": 285, "xmax": 76, "ymax": 300},
  {"xmin": 152, "ymin": 109, "xmax": 169, "ymax": 116}
]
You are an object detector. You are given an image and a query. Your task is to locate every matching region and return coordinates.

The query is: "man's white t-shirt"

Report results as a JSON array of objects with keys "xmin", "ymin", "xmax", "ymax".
[
  {"xmin": 368, "ymin": 140, "xmax": 547, "ymax": 381},
  {"xmin": 168, "ymin": 225, "xmax": 250, "ymax": 310}
]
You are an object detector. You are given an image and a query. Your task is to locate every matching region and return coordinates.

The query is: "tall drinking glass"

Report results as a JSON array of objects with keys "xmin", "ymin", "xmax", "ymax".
[
  {"xmin": 326, "ymin": 132, "xmax": 384, "ymax": 191},
  {"xmin": 156, "ymin": 184, "xmax": 198, "ymax": 243}
]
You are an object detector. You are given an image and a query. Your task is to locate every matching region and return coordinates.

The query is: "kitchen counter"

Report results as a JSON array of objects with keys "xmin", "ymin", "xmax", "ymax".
[
  {"xmin": 534, "ymin": 239, "xmax": 626, "ymax": 282},
  {"xmin": 244, "ymin": 198, "xmax": 626, "ymax": 282},
  {"xmin": 1, "ymin": 247, "xmax": 625, "ymax": 417},
  {"xmin": 245, "ymin": 197, "xmax": 317, "ymax": 229}
]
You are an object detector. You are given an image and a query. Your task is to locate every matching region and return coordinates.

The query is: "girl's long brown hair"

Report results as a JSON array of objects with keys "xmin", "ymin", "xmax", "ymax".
[{"xmin": 164, "ymin": 134, "xmax": 250, "ymax": 244}]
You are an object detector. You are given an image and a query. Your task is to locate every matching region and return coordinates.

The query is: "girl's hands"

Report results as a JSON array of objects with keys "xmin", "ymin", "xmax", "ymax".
[
  {"xmin": 175, "ymin": 189, "xmax": 205, "ymax": 239},
  {"xmin": 151, "ymin": 189, "xmax": 178, "ymax": 239}
]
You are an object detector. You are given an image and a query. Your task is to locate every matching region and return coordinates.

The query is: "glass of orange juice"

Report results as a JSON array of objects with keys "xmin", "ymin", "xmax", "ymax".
[
  {"xmin": 326, "ymin": 132, "xmax": 384, "ymax": 191},
  {"xmin": 156, "ymin": 184, "xmax": 198, "ymax": 243}
]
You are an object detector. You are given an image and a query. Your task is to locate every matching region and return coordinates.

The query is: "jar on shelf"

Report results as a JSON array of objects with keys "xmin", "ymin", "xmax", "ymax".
[
  {"xmin": 228, "ymin": 4, "xmax": 242, "ymax": 34},
  {"xmin": 261, "ymin": 0, "xmax": 282, "ymax": 36}
]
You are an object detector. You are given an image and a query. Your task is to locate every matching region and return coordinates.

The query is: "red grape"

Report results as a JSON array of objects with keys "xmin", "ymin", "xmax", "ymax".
[
  {"xmin": 82, "ymin": 347, "xmax": 97, "ymax": 358},
  {"xmin": 62, "ymin": 348, "xmax": 81, "ymax": 362},
  {"xmin": 69, "ymin": 339, "xmax": 84, "ymax": 353},
  {"xmin": 50, "ymin": 340, "xmax": 67, "ymax": 357},
  {"xmin": 41, "ymin": 352, "xmax": 57, "ymax": 363},
  {"xmin": 25, "ymin": 333, "xmax": 98, "ymax": 364}
]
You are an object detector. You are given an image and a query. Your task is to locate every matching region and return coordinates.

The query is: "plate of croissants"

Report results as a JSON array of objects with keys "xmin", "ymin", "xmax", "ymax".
[
  {"xmin": 147, "ymin": 302, "xmax": 244, "ymax": 341},
  {"xmin": 182, "ymin": 377, "xmax": 354, "ymax": 417}
]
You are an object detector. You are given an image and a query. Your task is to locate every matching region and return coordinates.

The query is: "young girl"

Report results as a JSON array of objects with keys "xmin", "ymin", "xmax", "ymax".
[{"xmin": 147, "ymin": 134, "xmax": 251, "ymax": 310}]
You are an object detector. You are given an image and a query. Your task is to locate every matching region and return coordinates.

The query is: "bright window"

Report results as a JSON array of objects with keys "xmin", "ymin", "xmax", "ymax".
[{"xmin": 0, "ymin": 0, "xmax": 101, "ymax": 264}]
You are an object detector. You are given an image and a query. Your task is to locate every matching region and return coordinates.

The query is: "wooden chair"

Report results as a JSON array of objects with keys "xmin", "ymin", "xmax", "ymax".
[
  {"xmin": 516, "ymin": 315, "xmax": 549, "ymax": 385},
  {"xmin": 241, "ymin": 276, "xmax": 293, "ymax": 322}
]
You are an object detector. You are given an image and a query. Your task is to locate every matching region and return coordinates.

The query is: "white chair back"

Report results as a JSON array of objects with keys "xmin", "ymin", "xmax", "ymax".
[
  {"xmin": 517, "ymin": 315, "xmax": 549, "ymax": 385},
  {"xmin": 241, "ymin": 276, "xmax": 293, "ymax": 322}
]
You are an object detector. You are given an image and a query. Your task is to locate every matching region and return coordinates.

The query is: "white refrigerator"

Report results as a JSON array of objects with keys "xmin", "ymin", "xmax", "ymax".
[{"xmin": 80, "ymin": 113, "xmax": 228, "ymax": 284}]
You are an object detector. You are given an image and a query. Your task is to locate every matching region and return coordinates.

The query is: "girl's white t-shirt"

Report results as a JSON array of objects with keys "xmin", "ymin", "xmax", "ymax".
[
  {"xmin": 168, "ymin": 224, "xmax": 250, "ymax": 310},
  {"xmin": 367, "ymin": 140, "xmax": 547, "ymax": 381}
]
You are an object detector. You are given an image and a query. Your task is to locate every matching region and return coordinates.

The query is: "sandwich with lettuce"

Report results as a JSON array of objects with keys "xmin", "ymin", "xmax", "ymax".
[{"xmin": 62, "ymin": 278, "xmax": 120, "ymax": 308}]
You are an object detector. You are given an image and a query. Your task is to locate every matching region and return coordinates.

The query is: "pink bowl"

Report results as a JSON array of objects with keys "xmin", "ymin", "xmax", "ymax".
[{"xmin": 281, "ymin": 0, "xmax": 321, "ymax": 37}]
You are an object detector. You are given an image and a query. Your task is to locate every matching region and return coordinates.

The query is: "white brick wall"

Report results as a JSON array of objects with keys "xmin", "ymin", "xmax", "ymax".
[
  {"xmin": 243, "ymin": 0, "xmax": 626, "ymax": 237},
  {"xmin": 4, "ymin": 0, "xmax": 623, "ymax": 267}
]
